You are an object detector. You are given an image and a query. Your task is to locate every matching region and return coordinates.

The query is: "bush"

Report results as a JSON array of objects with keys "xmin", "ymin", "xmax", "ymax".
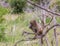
[
  {"xmin": 0, "ymin": 6, "xmax": 9, "ymax": 16},
  {"xmin": 10, "ymin": 0, "xmax": 26, "ymax": 14}
]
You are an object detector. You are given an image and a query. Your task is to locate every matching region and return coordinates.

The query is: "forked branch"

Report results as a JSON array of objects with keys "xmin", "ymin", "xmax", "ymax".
[
  {"xmin": 44, "ymin": 16, "xmax": 53, "ymax": 27},
  {"xmin": 42, "ymin": 24, "xmax": 60, "ymax": 37}
]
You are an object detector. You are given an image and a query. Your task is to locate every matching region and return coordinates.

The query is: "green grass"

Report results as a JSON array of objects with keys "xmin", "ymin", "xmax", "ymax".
[{"xmin": 0, "ymin": 6, "xmax": 10, "ymax": 16}]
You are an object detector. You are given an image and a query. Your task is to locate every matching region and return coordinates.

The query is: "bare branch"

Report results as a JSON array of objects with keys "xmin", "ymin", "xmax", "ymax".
[
  {"xmin": 22, "ymin": 31, "xmax": 34, "ymax": 36},
  {"xmin": 14, "ymin": 38, "xmax": 35, "ymax": 46},
  {"xmin": 42, "ymin": 24, "xmax": 60, "ymax": 37},
  {"xmin": 44, "ymin": 16, "xmax": 53, "ymax": 28},
  {"xmin": 27, "ymin": 0, "xmax": 60, "ymax": 16}
]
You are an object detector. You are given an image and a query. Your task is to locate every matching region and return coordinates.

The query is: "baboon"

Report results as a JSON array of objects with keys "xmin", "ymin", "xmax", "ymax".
[
  {"xmin": 29, "ymin": 19, "xmax": 43, "ymax": 36},
  {"xmin": 29, "ymin": 19, "xmax": 43, "ymax": 43}
]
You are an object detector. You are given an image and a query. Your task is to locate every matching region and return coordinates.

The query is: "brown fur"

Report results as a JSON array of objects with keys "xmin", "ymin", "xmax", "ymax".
[{"xmin": 29, "ymin": 20, "xmax": 43, "ymax": 37}]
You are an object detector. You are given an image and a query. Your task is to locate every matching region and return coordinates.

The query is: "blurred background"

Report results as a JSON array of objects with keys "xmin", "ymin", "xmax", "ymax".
[{"xmin": 0, "ymin": 0, "xmax": 60, "ymax": 46}]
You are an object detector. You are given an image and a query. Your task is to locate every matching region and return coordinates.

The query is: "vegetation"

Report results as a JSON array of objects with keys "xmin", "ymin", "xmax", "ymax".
[
  {"xmin": 0, "ymin": 0, "xmax": 60, "ymax": 46},
  {"xmin": 0, "ymin": 6, "xmax": 10, "ymax": 42},
  {"xmin": 9, "ymin": 0, "xmax": 27, "ymax": 14}
]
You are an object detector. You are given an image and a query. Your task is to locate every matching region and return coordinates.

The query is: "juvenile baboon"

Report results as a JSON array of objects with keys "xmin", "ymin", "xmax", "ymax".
[
  {"xmin": 29, "ymin": 20, "xmax": 43, "ymax": 44},
  {"xmin": 29, "ymin": 20, "xmax": 43, "ymax": 38},
  {"xmin": 29, "ymin": 19, "xmax": 43, "ymax": 36}
]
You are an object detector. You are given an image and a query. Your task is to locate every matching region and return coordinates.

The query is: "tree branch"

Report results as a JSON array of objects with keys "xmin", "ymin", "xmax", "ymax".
[
  {"xmin": 42, "ymin": 24, "xmax": 60, "ymax": 37},
  {"xmin": 22, "ymin": 31, "xmax": 34, "ymax": 36},
  {"xmin": 27, "ymin": 0, "xmax": 60, "ymax": 16},
  {"xmin": 14, "ymin": 38, "xmax": 35, "ymax": 46},
  {"xmin": 44, "ymin": 16, "xmax": 53, "ymax": 28}
]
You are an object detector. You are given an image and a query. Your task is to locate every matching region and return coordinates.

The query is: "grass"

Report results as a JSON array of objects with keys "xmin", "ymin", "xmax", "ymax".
[
  {"xmin": 0, "ymin": 6, "xmax": 10, "ymax": 16},
  {"xmin": 0, "ymin": 13, "xmax": 34, "ymax": 46}
]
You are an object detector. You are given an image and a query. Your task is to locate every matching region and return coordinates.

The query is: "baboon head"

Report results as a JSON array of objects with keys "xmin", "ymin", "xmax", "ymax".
[
  {"xmin": 29, "ymin": 20, "xmax": 37, "ymax": 29},
  {"xmin": 29, "ymin": 20, "xmax": 38, "ymax": 33}
]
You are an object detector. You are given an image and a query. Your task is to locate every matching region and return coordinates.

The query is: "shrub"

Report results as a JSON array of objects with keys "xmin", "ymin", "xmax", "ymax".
[{"xmin": 10, "ymin": 0, "xmax": 26, "ymax": 14}]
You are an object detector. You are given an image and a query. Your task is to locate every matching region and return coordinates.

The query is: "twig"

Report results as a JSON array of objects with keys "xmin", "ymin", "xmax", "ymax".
[{"xmin": 22, "ymin": 31, "xmax": 34, "ymax": 36}]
